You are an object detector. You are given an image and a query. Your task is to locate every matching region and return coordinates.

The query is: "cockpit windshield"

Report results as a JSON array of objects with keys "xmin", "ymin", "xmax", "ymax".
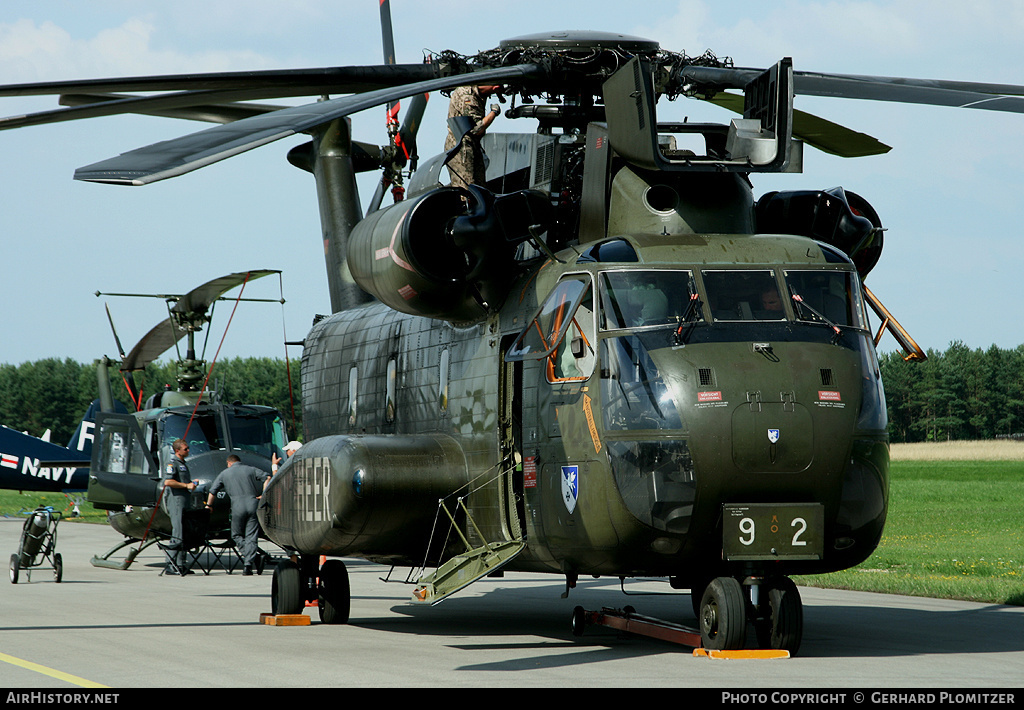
[
  {"xmin": 160, "ymin": 407, "xmax": 285, "ymax": 460},
  {"xmin": 600, "ymin": 270, "xmax": 694, "ymax": 330},
  {"xmin": 784, "ymin": 270, "xmax": 866, "ymax": 329},
  {"xmin": 162, "ymin": 411, "xmax": 224, "ymax": 455},
  {"xmin": 702, "ymin": 270, "xmax": 785, "ymax": 321}
]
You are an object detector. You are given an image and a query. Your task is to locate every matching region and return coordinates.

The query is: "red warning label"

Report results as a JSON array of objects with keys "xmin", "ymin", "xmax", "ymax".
[
  {"xmin": 818, "ymin": 390, "xmax": 842, "ymax": 402},
  {"xmin": 698, "ymin": 391, "xmax": 723, "ymax": 402}
]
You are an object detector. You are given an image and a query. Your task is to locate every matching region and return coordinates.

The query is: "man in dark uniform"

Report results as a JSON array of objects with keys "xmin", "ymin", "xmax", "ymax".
[
  {"xmin": 162, "ymin": 438, "xmax": 196, "ymax": 575},
  {"xmin": 204, "ymin": 454, "xmax": 271, "ymax": 575}
]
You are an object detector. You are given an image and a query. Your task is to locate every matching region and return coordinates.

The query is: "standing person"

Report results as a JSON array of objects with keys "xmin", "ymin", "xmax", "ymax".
[
  {"xmin": 205, "ymin": 455, "xmax": 271, "ymax": 575},
  {"xmin": 162, "ymin": 439, "xmax": 196, "ymax": 576},
  {"xmin": 444, "ymin": 85, "xmax": 502, "ymax": 189},
  {"xmin": 271, "ymin": 440, "xmax": 302, "ymax": 478}
]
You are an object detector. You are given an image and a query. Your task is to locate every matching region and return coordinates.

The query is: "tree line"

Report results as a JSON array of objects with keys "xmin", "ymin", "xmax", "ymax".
[
  {"xmin": 3, "ymin": 342, "xmax": 1023, "ymax": 446},
  {"xmin": 880, "ymin": 341, "xmax": 1024, "ymax": 443},
  {"xmin": 0, "ymin": 357, "xmax": 302, "ymax": 446}
]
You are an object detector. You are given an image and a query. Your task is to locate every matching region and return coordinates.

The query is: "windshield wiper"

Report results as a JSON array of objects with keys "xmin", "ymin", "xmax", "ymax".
[
  {"xmin": 791, "ymin": 293, "xmax": 842, "ymax": 344},
  {"xmin": 673, "ymin": 293, "xmax": 703, "ymax": 345}
]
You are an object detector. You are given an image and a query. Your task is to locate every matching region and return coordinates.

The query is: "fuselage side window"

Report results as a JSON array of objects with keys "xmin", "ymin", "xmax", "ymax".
[
  {"xmin": 348, "ymin": 366, "xmax": 358, "ymax": 427},
  {"xmin": 439, "ymin": 348, "xmax": 450, "ymax": 413},
  {"xmin": 386, "ymin": 357, "xmax": 397, "ymax": 423}
]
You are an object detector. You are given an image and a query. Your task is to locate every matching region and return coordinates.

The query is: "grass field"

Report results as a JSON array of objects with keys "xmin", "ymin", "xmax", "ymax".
[
  {"xmin": 0, "ymin": 490, "xmax": 108, "ymax": 524},
  {"xmin": 2, "ymin": 442, "xmax": 1022, "ymax": 606},
  {"xmin": 801, "ymin": 442, "xmax": 1024, "ymax": 606}
]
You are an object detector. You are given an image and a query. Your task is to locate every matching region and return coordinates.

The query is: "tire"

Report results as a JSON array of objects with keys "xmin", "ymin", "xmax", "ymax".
[
  {"xmin": 271, "ymin": 560, "xmax": 303, "ymax": 615},
  {"xmin": 759, "ymin": 577, "xmax": 803, "ymax": 654},
  {"xmin": 53, "ymin": 553, "xmax": 63, "ymax": 583},
  {"xmin": 9, "ymin": 554, "xmax": 18, "ymax": 584},
  {"xmin": 699, "ymin": 576, "xmax": 747, "ymax": 650},
  {"xmin": 570, "ymin": 606, "xmax": 587, "ymax": 637},
  {"xmin": 317, "ymin": 559, "xmax": 350, "ymax": 625}
]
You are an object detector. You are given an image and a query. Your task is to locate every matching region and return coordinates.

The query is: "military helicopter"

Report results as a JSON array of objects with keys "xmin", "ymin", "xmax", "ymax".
[
  {"xmin": 1, "ymin": 7, "xmax": 1022, "ymax": 652},
  {"xmin": 84, "ymin": 270, "xmax": 292, "ymax": 568}
]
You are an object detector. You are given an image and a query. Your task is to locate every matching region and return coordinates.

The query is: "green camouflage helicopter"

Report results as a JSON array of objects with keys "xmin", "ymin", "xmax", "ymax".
[
  {"xmin": 2, "ymin": 3, "xmax": 1022, "ymax": 652},
  {"xmin": 85, "ymin": 270, "xmax": 291, "ymax": 570}
]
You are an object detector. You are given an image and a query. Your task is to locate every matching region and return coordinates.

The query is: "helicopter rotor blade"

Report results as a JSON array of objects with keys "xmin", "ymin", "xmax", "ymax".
[
  {"xmin": 71, "ymin": 64, "xmax": 543, "ymax": 186},
  {"xmin": 60, "ymin": 92, "xmax": 286, "ymax": 124},
  {"xmin": 115, "ymin": 270, "xmax": 279, "ymax": 371},
  {"xmin": 705, "ymin": 91, "xmax": 891, "ymax": 157},
  {"xmin": 396, "ymin": 92, "xmax": 429, "ymax": 170},
  {"xmin": 681, "ymin": 65, "xmax": 1024, "ymax": 115},
  {"xmin": 0, "ymin": 65, "xmax": 437, "ymax": 100},
  {"xmin": 104, "ymin": 302, "xmax": 128, "ymax": 360}
]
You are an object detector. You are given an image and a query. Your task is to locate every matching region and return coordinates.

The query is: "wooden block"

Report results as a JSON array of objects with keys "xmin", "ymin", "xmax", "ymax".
[
  {"xmin": 259, "ymin": 613, "xmax": 311, "ymax": 626},
  {"xmin": 693, "ymin": 648, "xmax": 790, "ymax": 659}
]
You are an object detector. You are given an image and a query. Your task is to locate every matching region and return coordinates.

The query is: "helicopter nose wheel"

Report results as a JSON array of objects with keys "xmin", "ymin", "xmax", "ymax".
[
  {"xmin": 699, "ymin": 576, "xmax": 746, "ymax": 650},
  {"xmin": 753, "ymin": 576, "xmax": 803, "ymax": 654}
]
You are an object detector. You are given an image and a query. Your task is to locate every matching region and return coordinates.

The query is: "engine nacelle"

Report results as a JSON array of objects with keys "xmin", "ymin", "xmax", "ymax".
[
  {"xmin": 347, "ymin": 186, "xmax": 554, "ymax": 323},
  {"xmin": 259, "ymin": 433, "xmax": 468, "ymax": 563},
  {"xmin": 755, "ymin": 187, "xmax": 884, "ymax": 277}
]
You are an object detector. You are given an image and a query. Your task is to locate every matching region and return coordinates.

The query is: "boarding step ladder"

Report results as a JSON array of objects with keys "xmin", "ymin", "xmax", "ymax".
[{"xmin": 411, "ymin": 496, "xmax": 524, "ymax": 605}]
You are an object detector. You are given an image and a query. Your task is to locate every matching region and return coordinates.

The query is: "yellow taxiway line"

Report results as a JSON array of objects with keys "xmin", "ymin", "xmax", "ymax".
[{"xmin": 0, "ymin": 651, "xmax": 109, "ymax": 688}]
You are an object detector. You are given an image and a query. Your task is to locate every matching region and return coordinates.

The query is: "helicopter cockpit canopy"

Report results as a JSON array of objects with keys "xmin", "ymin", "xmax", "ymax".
[{"xmin": 158, "ymin": 406, "xmax": 287, "ymax": 461}]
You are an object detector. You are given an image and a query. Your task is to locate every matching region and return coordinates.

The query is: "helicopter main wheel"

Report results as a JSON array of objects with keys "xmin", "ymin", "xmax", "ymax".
[
  {"xmin": 53, "ymin": 553, "xmax": 63, "ymax": 583},
  {"xmin": 754, "ymin": 577, "xmax": 803, "ymax": 654},
  {"xmin": 271, "ymin": 559, "xmax": 303, "ymax": 615},
  {"xmin": 317, "ymin": 559, "xmax": 351, "ymax": 625},
  {"xmin": 699, "ymin": 576, "xmax": 746, "ymax": 650},
  {"xmin": 9, "ymin": 554, "xmax": 19, "ymax": 584}
]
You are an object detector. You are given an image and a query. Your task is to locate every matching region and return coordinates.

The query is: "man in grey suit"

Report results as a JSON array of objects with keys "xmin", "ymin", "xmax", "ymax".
[{"xmin": 205, "ymin": 455, "xmax": 271, "ymax": 575}]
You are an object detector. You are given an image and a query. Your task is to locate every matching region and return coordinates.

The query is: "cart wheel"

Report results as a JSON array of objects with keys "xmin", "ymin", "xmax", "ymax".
[
  {"xmin": 570, "ymin": 606, "xmax": 587, "ymax": 637},
  {"xmin": 53, "ymin": 553, "xmax": 63, "ymax": 583},
  {"xmin": 9, "ymin": 554, "xmax": 18, "ymax": 584}
]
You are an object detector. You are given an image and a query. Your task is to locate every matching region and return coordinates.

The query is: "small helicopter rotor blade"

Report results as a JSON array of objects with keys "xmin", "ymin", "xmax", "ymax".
[
  {"xmin": 122, "ymin": 317, "xmax": 182, "ymax": 372},
  {"xmin": 681, "ymin": 65, "xmax": 1024, "ymax": 115},
  {"xmin": 72, "ymin": 64, "xmax": 543, "ymax": 185},
  {"xmin": 172, "ymin": 269, "xmax": 280, "ymax": 316},
  {"xmin": 118, "ymin": 270, "xmax": 279, "ymax": 371},
  {"xmin": 705, "ymin": 91, "xmax": 891, "ymax": 157},
  {"xmin": 104, "ymin": 302, "xmax": 128, "ymax": 360}
]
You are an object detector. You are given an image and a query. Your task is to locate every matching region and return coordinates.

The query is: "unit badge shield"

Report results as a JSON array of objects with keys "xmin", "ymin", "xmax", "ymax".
[
  {"xmin": 561, "ymin": 465, "xmax": 579, "ymax": 514},
  {"xmin": 767, "ymin": 429, "xmax": 780, "ymax": 444}
]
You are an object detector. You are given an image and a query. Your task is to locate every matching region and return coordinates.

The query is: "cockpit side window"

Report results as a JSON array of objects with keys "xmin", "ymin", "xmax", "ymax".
[
  {"xmin": 600, "ymin": 270, "xmax": 694, "ymax": 330},
  {"xmin": 506, "ymin": 275, "xmax": 596, "ymax": 383},
  {"xmin": 702, "ymin": 270, "xmax": 784, "ymax": 321}
]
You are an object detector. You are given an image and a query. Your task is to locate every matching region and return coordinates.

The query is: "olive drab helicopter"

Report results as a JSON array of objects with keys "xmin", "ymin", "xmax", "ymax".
[
  {"xmin": 2, "ymin": 5, "xmax": 1023, "ymax": 652},
  {"xmin": 84, "ymin": 270, "xmax": 292, "ymax": 569}
]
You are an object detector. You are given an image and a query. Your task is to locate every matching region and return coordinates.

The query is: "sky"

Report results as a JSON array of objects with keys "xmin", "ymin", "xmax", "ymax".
[{"xmin": 1, "ymin": 0, "xmax": 1023, "ymax": 370}]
